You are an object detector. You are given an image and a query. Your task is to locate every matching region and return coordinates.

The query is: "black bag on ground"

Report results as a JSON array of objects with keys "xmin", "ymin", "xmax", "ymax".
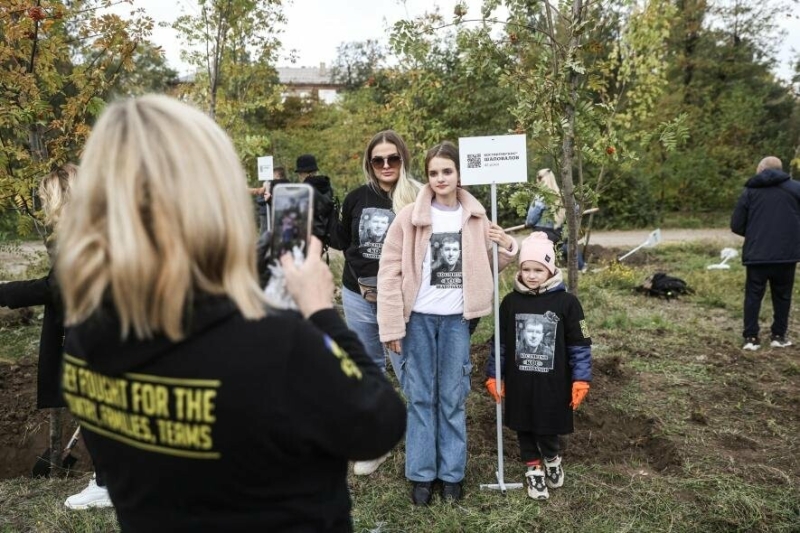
[{"xmin": 638, "ymin": 272, "xmax": 692, "ymax": 299}]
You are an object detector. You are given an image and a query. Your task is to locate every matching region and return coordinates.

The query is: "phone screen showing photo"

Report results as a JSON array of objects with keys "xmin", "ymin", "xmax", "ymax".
[{"xmin": 269, "ymin": 184, "xmax": 313, "ymax": 262}]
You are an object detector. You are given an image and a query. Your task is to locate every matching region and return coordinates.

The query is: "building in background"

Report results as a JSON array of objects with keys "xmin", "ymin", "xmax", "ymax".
[
  {"xmin": 174, "ymin": 63, "xmax": 343, "ymax": 104},
  {"xmin": 276, "ymin": 63, "xmax": 342, "ymax": 104}
]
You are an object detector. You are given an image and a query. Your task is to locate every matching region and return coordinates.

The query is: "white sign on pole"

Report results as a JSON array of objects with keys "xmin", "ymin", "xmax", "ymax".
[
  {"xmin": 257, "ymin": 156, "xmax": 274, "ymax": 181},
  {"xmin": 458, "ymin": 134, "xmax": 528, "ymax": 186}
]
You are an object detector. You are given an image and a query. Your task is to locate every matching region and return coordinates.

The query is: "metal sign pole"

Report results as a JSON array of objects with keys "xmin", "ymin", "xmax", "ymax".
[{"xmin": 480, "ymin": 181, "xmax": 524, "ymax": 493}]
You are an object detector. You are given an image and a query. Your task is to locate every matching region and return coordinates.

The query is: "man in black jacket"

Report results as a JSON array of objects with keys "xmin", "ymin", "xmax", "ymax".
[
  {"xmin": 731, "ymin": 156, "xmax": 800, "ymax": 350},
  {"xmin": 295, "ymin": 154, "xmax": 337, "ymax": 249}
]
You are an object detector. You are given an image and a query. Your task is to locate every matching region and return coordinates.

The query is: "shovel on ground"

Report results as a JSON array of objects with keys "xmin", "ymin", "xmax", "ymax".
[
  {"xmin": 707, "ymin": 248, "xmax": 738, "ymax": 270},
  {"xmin": 618, "ymin": 229, "xmax": 662, "ymax": 261},
  {"xmin": 32, "ymin": 426, "xmax": 81, "ymax": 477}
]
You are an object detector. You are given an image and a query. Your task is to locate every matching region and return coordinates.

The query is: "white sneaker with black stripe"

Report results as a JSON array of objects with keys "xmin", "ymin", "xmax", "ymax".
[
  {"xmin": 544, "ymin": 456, "xmax": 564, "ymax": 488},
  {"xmin": 770, "ymin": 335, "xmax": 792, "ymax": 348},
  {"xmin": 525, "ymin": 467, "xmax": 549, "ymax": 500},
  {"xmin": 742, "ymin": 337, "xmax": 760, "ymax": 351}
]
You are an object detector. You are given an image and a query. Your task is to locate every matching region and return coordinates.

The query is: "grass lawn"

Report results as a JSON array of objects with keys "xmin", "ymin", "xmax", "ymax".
[{"xmin": 1, "ymin": 242, "xmax": 798, "ymax": 532}]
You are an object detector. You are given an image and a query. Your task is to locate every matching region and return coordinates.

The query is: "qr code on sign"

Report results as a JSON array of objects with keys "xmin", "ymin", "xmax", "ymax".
[{"xmin": 467, "ymin": 153, "xmax": 481, "ymax": 169}]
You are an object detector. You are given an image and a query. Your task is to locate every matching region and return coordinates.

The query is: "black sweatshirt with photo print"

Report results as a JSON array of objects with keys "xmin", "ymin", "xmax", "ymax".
[{"xmin": 333, "ymin": 184, "xmax": 395, "ymax": 293}]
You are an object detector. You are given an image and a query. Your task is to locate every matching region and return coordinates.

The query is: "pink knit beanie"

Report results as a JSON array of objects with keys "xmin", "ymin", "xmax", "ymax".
[{"xmin": 519, "ymin": 232, "xmax": 556, "ymax": 274}]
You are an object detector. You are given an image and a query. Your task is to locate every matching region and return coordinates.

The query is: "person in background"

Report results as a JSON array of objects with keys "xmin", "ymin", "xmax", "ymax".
[
  {"xmin": 485, "ymin": 232, "xmax": 592, "ymax": 500},
  {"xmin": 250, "ymin": 166, "xmax": 289, "ymax": 233},
  {"xmin": 525, "ymin": 168, "xmax": 585, "ymax": 271},
  {"xmin": 377, "ymin": 141, "xmax": 518, "ymax": 505},
  {"xmin": 55, "ymin": 94, "xmax": 405, "ymax": 532},
  {"xmin": 731, "ymin": 156, "xmax": 800, "ymax": 350},
  {"xmin": 295, "ymin": 154, "xmax": 336, "ymax": 245},
  {"xmin": 333, "ymin": 130, "xmax": 420, "ymax": 477},
  {"xmin": 0, "ymin": 164, "xmax": 113, "ymax": 509}
]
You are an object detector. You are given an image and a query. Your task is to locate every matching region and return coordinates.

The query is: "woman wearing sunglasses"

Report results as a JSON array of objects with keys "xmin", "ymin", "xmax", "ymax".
[
  {"xmin": 377, "ymin": 141, "xmax": 518, "ymax": 505},
  {"xmin": 333, "ymin": 130, "xmax": 420, "ymax": 476}
]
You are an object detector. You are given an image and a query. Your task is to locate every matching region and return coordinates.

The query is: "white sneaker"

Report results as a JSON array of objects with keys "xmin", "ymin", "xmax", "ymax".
[
  {"xmin": 770, "ymin": 335, "xmax": 792, "ymax": 348},
  {"xmin": 544, "ymin": 456, "xmax": 564, "ymax": 488},
  {"xmin": 353, "ymin": 453, "xmax": 389, "ymax": 476},
  {"xmin": 742, "ymin": 337, "xmax": 760, "ymax": 351},
  {"xmin": 525, "ymin": 467, "xmax": 549, "ymax": 500},
  {"xmin": 64, "ymin": 474, "xmax": 113, "ymax": 510}
]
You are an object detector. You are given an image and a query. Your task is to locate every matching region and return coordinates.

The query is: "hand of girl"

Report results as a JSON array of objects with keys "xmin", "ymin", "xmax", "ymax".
[
  {"xmin": 385, "ymin": 340, "xmax": 402, "ymax": 354},
  {"xmin": 488, "ymin": 223, "xmax": 514, "ymax": 251}
]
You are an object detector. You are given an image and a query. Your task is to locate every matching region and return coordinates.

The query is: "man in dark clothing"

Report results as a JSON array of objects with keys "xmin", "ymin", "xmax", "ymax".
[
  {"xmin": 295, "ymin": 154, "xmax": 337, "ymax": 249},
  {"xmin": 731, "ymin": 156, "xmax": 800, "ymax": 350}
]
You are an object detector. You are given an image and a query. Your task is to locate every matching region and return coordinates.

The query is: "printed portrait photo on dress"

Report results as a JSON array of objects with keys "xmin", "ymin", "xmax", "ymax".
[
  {"xmin": 358, "ymin": 208, "xmax": 395, "ymax": 259},
  {"xmin": 515, "ymin": 313, "xmax": 557, "ymax": 372},
  {"xmin": 430, "ymin": 232, "xmax": 463, "ymax": 288}
]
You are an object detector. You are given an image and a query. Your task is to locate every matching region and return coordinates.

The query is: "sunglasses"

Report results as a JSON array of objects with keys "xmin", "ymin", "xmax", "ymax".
[{"xmin": 370, "ymin": 154, "xmax": 403, "ymax": 170}]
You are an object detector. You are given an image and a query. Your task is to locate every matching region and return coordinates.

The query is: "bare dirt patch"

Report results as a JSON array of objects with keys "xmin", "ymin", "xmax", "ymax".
[{"xmin": 0, "ymin": 358, "xmax": 90, "ymax": 480}]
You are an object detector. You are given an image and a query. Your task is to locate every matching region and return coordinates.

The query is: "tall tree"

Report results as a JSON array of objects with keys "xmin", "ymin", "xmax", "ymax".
[
  {"xmin": 331, "ymin": 40, "xmax": 385, "ymax": 91},
  {"xmin": 171, "ymin": 0, "xmax": 284, "ymax": 121}
]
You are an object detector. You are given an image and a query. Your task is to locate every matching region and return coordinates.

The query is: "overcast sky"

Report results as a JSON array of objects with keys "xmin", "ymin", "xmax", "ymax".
[{"xmin": 129, "ymin": 0, "xmax": 799, "ymax": 82}]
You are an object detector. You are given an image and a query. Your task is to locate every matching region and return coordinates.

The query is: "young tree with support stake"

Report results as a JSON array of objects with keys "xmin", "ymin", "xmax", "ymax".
[{"xmin": 392, "ymin": 0, "xmax": 686, "ymax": 293}]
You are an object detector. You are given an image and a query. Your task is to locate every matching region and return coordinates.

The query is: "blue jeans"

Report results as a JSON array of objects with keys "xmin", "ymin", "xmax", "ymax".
[
  {"xmin": 341, "ymin": 286, "xmax": 402, "ymax": 379},
  {"xmin": 401, "ymin": 312, "xmax": 471, "ymax": 483}
]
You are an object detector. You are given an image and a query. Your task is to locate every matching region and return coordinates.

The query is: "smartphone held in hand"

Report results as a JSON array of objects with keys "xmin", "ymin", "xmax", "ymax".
[
  {"xmin": 264, "ymin": 184, "xmax": 315, "ymax": 310},
  {"xmin": 269, "ymin": 184, "xmax": 314, "ymax": 262}
]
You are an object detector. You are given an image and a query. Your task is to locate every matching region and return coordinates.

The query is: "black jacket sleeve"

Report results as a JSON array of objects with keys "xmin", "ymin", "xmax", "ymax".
[
  {"xmin": 565, "ymin": 295, "xmax": 592, "ymax": 382},
  {"xmin": 730, "ymin": 190, "xmax": 748, "ymax": 237},
  {"xmin": 286, "ymin": 309, "xmax": 405, "ymax": 461},
  {"xmin": 0, "ymin": 273, "xmax": 54, "ymax": 309}
]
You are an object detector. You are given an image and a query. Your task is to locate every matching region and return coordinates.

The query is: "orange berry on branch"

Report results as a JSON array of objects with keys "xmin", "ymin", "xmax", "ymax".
[{"xmin": 27, "ymin": 6, "xmax": 46, "ymax": 21}]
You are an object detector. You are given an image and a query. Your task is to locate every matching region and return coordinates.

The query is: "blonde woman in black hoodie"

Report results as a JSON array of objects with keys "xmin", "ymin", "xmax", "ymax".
[{"xmin": 55, "ymin": 95, "xmax": 405, "ymax": 533}]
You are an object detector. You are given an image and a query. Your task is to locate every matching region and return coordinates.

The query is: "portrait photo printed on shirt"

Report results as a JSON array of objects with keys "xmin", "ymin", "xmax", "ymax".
[
  {"xmin": 430, "ymin": 232, "xmax": 463, "ymax": 288},
  {"xmin": 358, "ymin": 207, "xmax": 394, "ymax": 259},
  {"xmin": 515, "ymin": 313, "xmax": 559, "ymax": 372}
]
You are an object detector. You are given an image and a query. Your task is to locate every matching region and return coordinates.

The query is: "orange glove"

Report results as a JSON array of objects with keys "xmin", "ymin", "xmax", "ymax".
[
  {"xmin": 485, "ymin": 378, "xmax": 505, "ymax": 404},
  {"xmin": 571, "ymin": 381, "xmax": 590, "ymax": 410}
]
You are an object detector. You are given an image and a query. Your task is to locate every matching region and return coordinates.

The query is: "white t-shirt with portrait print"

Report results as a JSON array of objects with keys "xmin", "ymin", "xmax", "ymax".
[{"xmin": 412, "ymin": 203, "xmax": 465, "ymax": 316}]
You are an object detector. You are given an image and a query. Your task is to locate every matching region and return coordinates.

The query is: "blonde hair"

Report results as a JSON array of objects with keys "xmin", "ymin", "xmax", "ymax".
[
  {"xmin": 362, "ymin": 130, "xmax": 420, "ymax": 213},
  {"xmin": 56, "ymin": 95, "xmax": 265, "ymax": 341},
  {"xmin": 39, "ymin": 163, "xmax": 78, "ymax": 228},
  {"xmin": 536, "ymin": 168, "xmax": 566, "ymax": 228}
]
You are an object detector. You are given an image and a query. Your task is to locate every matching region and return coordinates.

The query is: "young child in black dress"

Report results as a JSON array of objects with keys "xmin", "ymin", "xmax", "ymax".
[{"xmin": 486, "ymin": 232, "xmax": 592, "ymax": 499}]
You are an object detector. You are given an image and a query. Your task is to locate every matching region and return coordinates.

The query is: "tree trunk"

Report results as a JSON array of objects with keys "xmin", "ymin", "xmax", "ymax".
[{"xmin": 561, "ymin": 0, "xmax": 584, "ymax": 294}]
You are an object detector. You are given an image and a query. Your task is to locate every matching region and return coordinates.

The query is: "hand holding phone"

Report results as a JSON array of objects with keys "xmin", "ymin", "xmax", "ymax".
[{"xmin": 281, "ymin": 237, "xmax": 334, "ymax": 318}]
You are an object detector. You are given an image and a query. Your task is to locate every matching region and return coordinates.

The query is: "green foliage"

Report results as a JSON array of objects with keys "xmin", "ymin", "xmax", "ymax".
[
  {"xmin": 330, "ymin": 40, "xmax": 385, "ymax": 91},
  {"xmin": 0, "ymin": 0, "xmax": 155, "ymax": 231},
  {"xmin": 171, "ymin": 0, "xmax": 285, "ymax": 140}
]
